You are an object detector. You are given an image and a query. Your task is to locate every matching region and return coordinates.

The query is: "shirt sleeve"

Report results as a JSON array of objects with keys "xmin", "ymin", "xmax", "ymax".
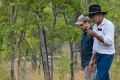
[
  {"xmin": 92, "ymin": 25, "xmax": 97, "ymax": 54},
  {"xmin": 92, "ymin": 38, "xmax": 97, "ymax": 54},
  {"xmin": 103, "ymin": 23, "xmax": 115, "ymax": 47}
]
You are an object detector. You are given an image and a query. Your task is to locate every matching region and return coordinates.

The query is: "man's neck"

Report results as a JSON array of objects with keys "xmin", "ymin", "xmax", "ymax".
[{"xmin": 97, "ymin": 17, "xmax": 104, "ymax": 26}]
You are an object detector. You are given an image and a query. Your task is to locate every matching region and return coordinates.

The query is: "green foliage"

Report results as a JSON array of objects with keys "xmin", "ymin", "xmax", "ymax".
[
  {"xmin": 0, "ymin": 0, "xmax": 120, "ymax": 59},
  {"xmin": 0, "ymin": 0, "xmax": 120, "ymax": 79}
]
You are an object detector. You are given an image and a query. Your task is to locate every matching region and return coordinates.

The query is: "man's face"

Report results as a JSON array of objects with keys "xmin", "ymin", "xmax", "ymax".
[
  {"xmin": 79, "ymin": 21, "xmax": 89, "ymax": 31},
  {"xmin": 90, "ymin": 14, "xmax": 102, "ymax": 24}
]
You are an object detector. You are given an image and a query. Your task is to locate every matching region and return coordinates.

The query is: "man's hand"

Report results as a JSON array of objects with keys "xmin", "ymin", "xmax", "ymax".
[
  {"xmin": 87, "ymin": 30, "xmax": 98, "ymax": 37},
  {"xmin": 87, "ymin": 30, "xmax": 104, "ymax": 43},
  {"xmin": 80, "ymin": 66, "xmax": 84, "ymax": 71},
  {"xmin": 88, "ymin": 60, "xmax": 95, "ymax": 72}
]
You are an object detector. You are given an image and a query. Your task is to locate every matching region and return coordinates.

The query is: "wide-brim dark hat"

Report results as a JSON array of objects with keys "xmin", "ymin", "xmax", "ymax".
[{"xmin": 88, "ymin": 4, "xmax": 107, "ymax": 17}]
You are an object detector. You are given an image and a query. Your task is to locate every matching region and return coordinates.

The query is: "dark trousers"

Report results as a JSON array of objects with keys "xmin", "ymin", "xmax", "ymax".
[{"xmin": 96, "ymin": 53, "xmax": 114, "ymax": 80}]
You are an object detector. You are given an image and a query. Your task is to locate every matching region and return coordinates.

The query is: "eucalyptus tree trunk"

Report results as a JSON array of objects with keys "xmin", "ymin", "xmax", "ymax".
[
  {"xmin": 50, "ymin": 9, "xmax": 56, "ymax": 80},
  {"xmin": 10, "ymin": 4, "xmax": 18, "ymax": 80},
  {"xmin": 38, "ymin": 26, "xmax": 51, "ymax": 80},
  {"xmin": 69, "ymin": 41, "xmax": 75, "ymax": 80},
  {"xmin": 17, "ymin": 30, "xmax": 26, "ymax": 80},
  {"xmin": 17, "ymin": 48, "xmax": 21, "ymax": 80},
  {"xmin": 34, "ymin": 11, "xmax": 51, "ymax": 80},
  {"xmin": 63, "ymin": 9, "xmax": 81, "ymax": 80},
  {"xmin": 11, "ymin": 41, "xmax": 15, "ymax": 80},
  {"xmin": 63, "ymin": 12, "xmax": 75, "ymax": 80}
]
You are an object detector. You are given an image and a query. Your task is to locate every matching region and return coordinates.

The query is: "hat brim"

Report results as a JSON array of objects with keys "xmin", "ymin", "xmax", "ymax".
[
  {"xmin": 87, "ymin": 11, "xmax": 107, "ymax": 17},
  {"xmin": 75, "ymin": 21, "xmax": 83, "ymax": 25}
]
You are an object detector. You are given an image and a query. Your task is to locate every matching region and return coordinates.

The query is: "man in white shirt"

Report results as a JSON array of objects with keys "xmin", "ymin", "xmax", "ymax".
[{"xmin": 87, "ymin": 4, "xmax": 115, "ymax": 80}]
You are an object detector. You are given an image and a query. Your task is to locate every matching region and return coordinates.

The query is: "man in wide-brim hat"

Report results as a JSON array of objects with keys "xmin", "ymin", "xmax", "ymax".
[
  {"xmin": 88, "ymin": 4, "xmax": 107, "ymax": 18},
  {"xmin": 87, "ymin": 4, "xmax": 115, "ymax": 80}
]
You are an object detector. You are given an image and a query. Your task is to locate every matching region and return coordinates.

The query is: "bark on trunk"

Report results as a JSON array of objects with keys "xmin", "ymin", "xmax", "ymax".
[
  {"xmin": 11, "ymin": 46, "xmax": 15, "ymax": 80},
  {"xmin": 38, "ymin": 26, "xmax": 51, "ymax": 80},
  {"xmin": 69, "ymin": 41, "xmax": 74, "ymax": 80}
]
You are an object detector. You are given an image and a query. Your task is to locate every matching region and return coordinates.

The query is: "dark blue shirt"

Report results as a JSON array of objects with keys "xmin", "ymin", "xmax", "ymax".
[{"xmin": 80, "ymin": 26, "xmax": 93, "ymax": 68}]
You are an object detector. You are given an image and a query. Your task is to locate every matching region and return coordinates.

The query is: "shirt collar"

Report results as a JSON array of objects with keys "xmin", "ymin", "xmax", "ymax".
[
  {"xmin": 95, "ymin": 18, "xmax": 106, "ymax": 28},
  {"xmin": 99, "ymin": 18, "xmax": 106, "ymax": 26}
]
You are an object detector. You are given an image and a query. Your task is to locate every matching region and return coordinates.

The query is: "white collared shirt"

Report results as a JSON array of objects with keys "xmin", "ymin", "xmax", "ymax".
[{"xmin": 92, "ymin": 18, "xmax": 115, "ymax": 54}]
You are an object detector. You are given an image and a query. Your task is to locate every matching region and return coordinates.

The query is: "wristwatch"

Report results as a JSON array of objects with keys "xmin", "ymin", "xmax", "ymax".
[{"xmin": 95, "ymin": 34, "xmax": 100, "ymax": 39}]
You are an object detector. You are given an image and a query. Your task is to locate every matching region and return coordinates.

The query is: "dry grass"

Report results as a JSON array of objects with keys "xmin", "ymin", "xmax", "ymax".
[
  {"xmin": 0, "ymin": 44, "xmax": 120, "ymax": 80},
  {"xmin": 0, "ymin": 57, "xmax": 120, "ymax": 80}
]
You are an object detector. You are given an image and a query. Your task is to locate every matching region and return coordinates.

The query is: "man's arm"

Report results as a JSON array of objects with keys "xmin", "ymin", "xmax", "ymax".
[
  {"xmin": 89, "ymin": 53, "xmax": 96, "ymax": 66},
  {"xmin": 87, "ymin": 30, "xmax": 104, "ymax": 42},
  {"xmin": 87, "ymin": 30, "xmax": 113, "ymax": 47},
  {"xmin": 90, "ymin": 53, "xmax": 96, "ymax": 62},
  {"xmin": 88, "ymin": 53, "xmax": 96, "ymax": 71}
]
